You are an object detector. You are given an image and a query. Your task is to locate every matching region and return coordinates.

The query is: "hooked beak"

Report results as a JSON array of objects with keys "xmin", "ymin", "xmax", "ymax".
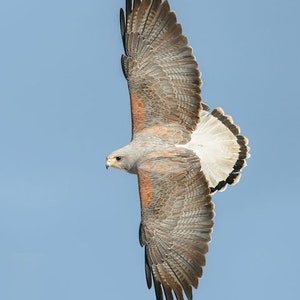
[{"xmin": 106, "ymin": 157, "xmax": 112, "ymax": 169}]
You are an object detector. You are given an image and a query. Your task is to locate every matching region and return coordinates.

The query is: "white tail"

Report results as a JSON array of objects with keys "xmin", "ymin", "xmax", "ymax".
[{"xmin": 179, "ymin": 107, "xmax": 250, "ymax": 193}]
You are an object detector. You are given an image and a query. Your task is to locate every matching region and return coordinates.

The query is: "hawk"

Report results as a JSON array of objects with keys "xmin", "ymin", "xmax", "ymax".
[{"xmin": 106, "ymin": 1, "xmax": 249, "ymax": 300}]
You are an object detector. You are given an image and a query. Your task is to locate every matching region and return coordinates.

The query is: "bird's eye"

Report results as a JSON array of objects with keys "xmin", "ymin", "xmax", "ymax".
[{"xmin": 116, "ymin": 156, "xmax": 122, "ymax": 161}]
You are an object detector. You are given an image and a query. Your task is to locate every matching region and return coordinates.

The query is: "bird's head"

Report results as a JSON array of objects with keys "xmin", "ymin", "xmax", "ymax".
[
  {"xmin": 106, "ymin": 154, "xmax": 124, "ymax": 170},
  {"xmin": 106, "ymin": 146, "xmax": 137, "ymax": 173}
]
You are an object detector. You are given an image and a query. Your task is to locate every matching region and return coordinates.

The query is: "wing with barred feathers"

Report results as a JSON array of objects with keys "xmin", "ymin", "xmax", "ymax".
[
  {"xmin": 137, "ymin": 148, "xmax": 214, "ymax": 300},
  {"xmin": 120, "ymin": 0, "xmax": 203, "ymax": 134}
]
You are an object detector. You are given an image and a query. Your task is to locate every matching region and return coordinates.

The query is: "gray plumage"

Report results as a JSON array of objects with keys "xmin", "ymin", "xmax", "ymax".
[{"xmin": 106, "ymin": 1, "xmax": 250, "ymax": 300}]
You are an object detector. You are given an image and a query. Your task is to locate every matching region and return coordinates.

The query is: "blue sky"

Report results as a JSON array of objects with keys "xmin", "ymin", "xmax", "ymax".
[{"xmin": 1, "ymin": 0, "xmax": 299, "ymax": 299}]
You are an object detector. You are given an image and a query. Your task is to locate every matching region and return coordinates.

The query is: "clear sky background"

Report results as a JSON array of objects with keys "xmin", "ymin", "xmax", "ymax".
[{"xmin": 1, "ymin": 0, "xmax": 299, "ymax": 299}]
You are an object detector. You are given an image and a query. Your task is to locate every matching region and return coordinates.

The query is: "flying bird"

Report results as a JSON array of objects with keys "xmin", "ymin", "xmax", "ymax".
[{"xmin": 106, "ymin": 1, "xmax": 250, "ymax": 300}]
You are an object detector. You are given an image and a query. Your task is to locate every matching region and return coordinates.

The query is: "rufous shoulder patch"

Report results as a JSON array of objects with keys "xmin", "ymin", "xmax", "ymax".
[
  {"xmin": 138, "ymin": 169, "xmax": 153, "ymax": 209},
  {"xmin": 131, "ymin": 93, "xmax": 146, "ymax": 133}
]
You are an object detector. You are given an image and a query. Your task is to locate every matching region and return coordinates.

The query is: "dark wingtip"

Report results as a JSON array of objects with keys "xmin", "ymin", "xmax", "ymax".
[
  {"xmin": 126, "ymin": 0, "xmax": 132, "ymax": 16},
  {"xmin": 145, "ymin": 248, "xmax": 152, "ymax": 289},
  {"xmin": 154, "ymin": 278, "xmax": 164, "ymax": 300},
  {"xmin": 120, "ymin": 8, "xmax": 125, "ymax": 38}
]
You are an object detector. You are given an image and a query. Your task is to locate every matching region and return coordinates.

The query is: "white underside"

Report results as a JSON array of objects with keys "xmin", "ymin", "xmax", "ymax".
[{"xmin": 177, "ymin": 108, "xmax": 241, "ymax": 190}]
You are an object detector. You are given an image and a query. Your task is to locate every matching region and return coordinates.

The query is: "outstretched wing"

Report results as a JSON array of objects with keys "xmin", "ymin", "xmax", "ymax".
[
  {"xmin": 137, "ymin": 148, "xmax": 214, "ymax": 300},
  {"xmin": 120, "ymin": 0, "xmax": 202, "ymax": 134}
]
